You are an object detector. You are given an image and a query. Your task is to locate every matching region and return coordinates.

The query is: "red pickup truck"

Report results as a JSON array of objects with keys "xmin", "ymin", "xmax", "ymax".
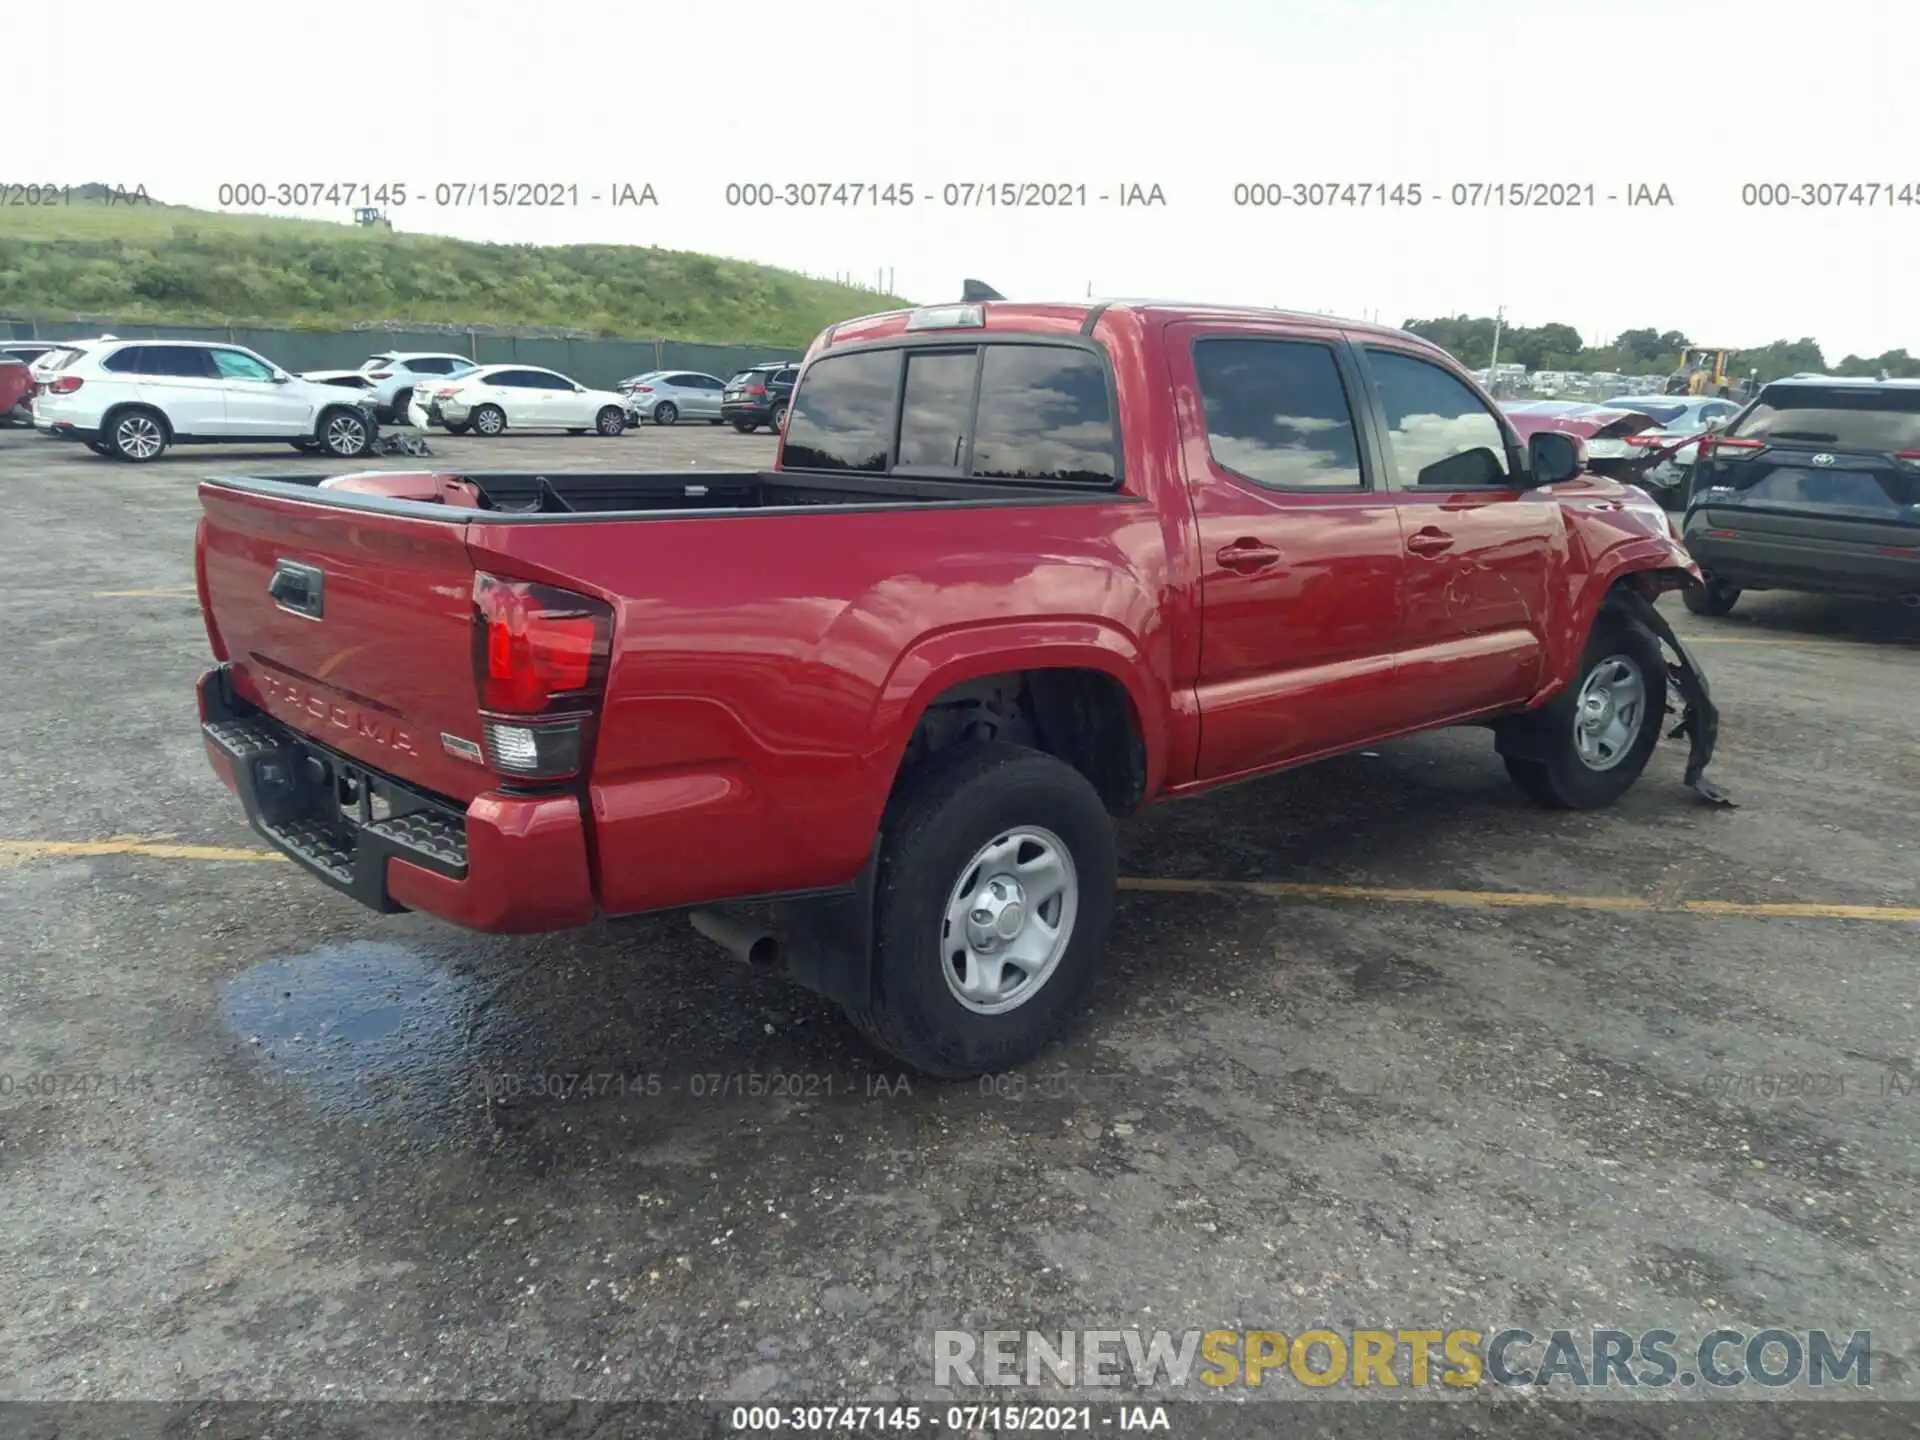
[{"xmin": 195, "ymin": 296, "xmax": 1727, "ymax": 1077}]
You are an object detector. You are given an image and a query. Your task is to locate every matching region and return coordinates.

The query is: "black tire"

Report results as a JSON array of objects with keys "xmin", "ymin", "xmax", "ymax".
[
  {"xmin": 709, "ymin": 417, "xmax": 724, "ymax": 425},
  {"xmin": 732, "ymin": 420, "xmax": 757, "ymax": 433},
  {"xmin": 105, "ymin": 407, "xmax": 168, "ymax": 462},
  {"xmin": 653, "ymin": 400, "xmax": 678, "ymax": 425},
  {"xmin": 846, "ymin": 743, "xmax": 1118, "ymax": 1079},
  {"xmin": 390, "ymin": 389, "xmax": 413, "ymax": 426},
  {"xmin": 1682, "ymin": 579, "xmax": 1741, "ymax": 617},
  {"xmin": 85, "ymin": 440, "xmax": 113, "ymax": 456},
  {"xmin": 769, "ymin": 400, "xmax": 788, "ymax": 431},
  {"xmin": 596, "ymin": 406, "xmax": 627, "ymax": 436},
  {"xmin": 290, "ymin": 439, "xmax": 322, "ymax": 453},
  {"xmin": 568, "ymin": 428, "xmax": 588, "ymax": 435},
  {"xmin": 318, "ymin": 407, "xmax": 374, "ymax": 459},
  {"xmin": 444, "ymin": 422, "xmax": 472, "ymax": 436},
  {"xmin": 1502, "ymin": 610, "xmax": 1667, "ymax": 810},
  {"xmin": 472, "ymin": 404, "xmax": 506, "ymax": 437}
]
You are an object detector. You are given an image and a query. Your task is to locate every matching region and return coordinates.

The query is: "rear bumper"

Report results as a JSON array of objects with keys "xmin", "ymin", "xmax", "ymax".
[
  {"xmin": 1684, "ymin": 517, "xmax": 1920, "ymax": 598},
  {"xmin": 721, "ymin": 401, "xmax": 776, "ymax": 424},
  {"xmin": 197, "ymin": 665, "xmax": 595, "ymax": 933}
]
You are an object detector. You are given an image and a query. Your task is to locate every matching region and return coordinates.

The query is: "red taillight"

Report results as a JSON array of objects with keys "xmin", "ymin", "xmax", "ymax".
[
  {"xmin": 746, "ymin": 383, "xmax": 767, "ymax": 396},
  {"xmin": 471, "ymin": 574, "xmax": 614, "ymax": 781},
  {"xmin": 367, "ymin": 371, "xmax": 392, "ymax": 380},
  {"xmin": 1701, "ymin": 435, "xmax": 1763, "ymax": 460},
  {"xmin": 1895, "ymin": 450, "xmax": 1920, "ymax": 465},
  {"xmin": 435, "ymin": 385, "xmax": 461, "ymax": 399},
  {"xmin": 633, "ymin": 384, "xmax": 653, "ymax": 393},
  {"xmin": 49, "ymin": 375, "xmax": 83, "ymax": 394},
  {"xmin": 472, "ymin": 573, "xmax": 612, "ymax": 714}
]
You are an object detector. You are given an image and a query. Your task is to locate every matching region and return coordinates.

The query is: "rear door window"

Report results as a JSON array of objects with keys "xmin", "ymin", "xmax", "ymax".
[
  {"xmin": 781, "ymin": 349, "xmax": 899, "ymax": 471},
  {"xmin": 141, "ymin": 346, "xmax": 219, "ymax": 378}
]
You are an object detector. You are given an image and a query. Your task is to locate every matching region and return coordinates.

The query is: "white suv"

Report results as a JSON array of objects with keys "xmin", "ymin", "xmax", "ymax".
[
  {"xmin": 356, "ymin": 351, "xmax": 477, "ymax": 422},
  {"xmin": 33, "ymin": 340, "xmax": 378, "ymax": 462}
]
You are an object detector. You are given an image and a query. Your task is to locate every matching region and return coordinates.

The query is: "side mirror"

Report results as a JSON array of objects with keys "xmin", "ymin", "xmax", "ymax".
[
  {"xmin": 1528, "ymin": 431, "xmax": 1585, "ymax": 485},
  {"xmin": 271, "ymin": 374, "xmax": 291, "ymax": 385}
]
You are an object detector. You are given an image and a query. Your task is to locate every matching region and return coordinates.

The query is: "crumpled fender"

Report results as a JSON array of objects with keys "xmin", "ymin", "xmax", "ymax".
[{"xmin": 1607, "ymin": 588, "xmax": 1736, "ymax": 806}]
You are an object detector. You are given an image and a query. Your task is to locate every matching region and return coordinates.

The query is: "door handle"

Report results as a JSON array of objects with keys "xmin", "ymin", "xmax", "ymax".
[
  {"xmin": 1216, "ymin": 539, "xmax": 1282, "ymax": 573},
  {"xmin": 1406, "ymin": 528, "xmax": 1454, "ymax": 556}
]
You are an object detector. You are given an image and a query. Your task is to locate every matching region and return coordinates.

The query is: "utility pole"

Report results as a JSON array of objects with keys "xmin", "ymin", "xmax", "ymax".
[{"xmin": 1487, "ymin": 304, "xmax": 1505, "ymax": 393}]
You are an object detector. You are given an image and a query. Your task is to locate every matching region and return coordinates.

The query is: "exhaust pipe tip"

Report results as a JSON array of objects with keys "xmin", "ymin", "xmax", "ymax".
[{"xmin": 689, "ymin": 908, "xmax": 782, "ymax": 967}]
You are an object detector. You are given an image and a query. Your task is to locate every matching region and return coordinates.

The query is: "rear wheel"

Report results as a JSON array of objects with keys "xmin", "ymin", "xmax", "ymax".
[
  {"xmin": 846, "ymin": 743, "xmax": 1117, "ymax": 1078},
  {"xmin": 1682, "ymin": 579, "xmax": 1741, "ymax": 617},
  {"xmin": 444, "ymin": 421, "xmax": 471, "ymax": 436},
  {"xmin": 769, "ymin": 400, "xmax": 788, "ymax": 431},
  {"xmin": 472, "ymin": 404, "xmax": 506, "ymax": 437},
  {"xmin": 106, "ymin": 407, "xmax": 168, "ymax": 462},
  {"xmin": 390, "ymin": 389, "xmax": 413, "ymax": 425},
  {"xmin": 596, "ymin": 406, "xmax": 627, "ymax": 436},
  {"xmin": 319, "ymin": 407, "xmax": 373, "ymax": 458},
  {"xmin": 1503, "ymin": 611, "xmax": 1667, "ymax": 810},
  {"xmin": 653, "ymin": 401, "xmax": 678, "ymax": 425},
  {"xmin": 290, "ymin": 439, "xmax": 322, "ymax": 453},
  {"xmin": 708, "ymin": 417, "xmax": 724, "ymax": 425}
]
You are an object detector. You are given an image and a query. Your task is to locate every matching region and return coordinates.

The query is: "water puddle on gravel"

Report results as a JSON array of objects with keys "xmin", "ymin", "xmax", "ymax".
[{"xmin": 219, "ymin": 941, "xmax": 479, "ymax": 1124}]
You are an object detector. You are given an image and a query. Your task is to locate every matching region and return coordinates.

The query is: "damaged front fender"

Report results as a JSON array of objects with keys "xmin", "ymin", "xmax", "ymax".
[{"xmin": 1608, "ymin": 588, "xmax": 1736, "ymax": 806}]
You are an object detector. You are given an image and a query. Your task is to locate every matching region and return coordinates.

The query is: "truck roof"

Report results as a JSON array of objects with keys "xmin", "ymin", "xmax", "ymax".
[{"xmin": 824, "ymin": 299, "xmax": 1435, "ymax": 352}]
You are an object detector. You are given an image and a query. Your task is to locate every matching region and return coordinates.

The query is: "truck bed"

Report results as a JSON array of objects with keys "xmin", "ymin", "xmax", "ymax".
[{"xmin": 218, "ymin": 468, "xmax": 1100, "ymax": 519}]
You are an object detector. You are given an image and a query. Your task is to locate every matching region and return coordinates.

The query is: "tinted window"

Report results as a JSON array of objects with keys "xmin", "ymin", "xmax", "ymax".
[
  {"xmin": 782, "ymin": 349, "xmax": 898, "ymax": 471},
  {"xmin": 101, "ymin": 347, "xmax": 146, "ymax": 373},
  {"xmin": 1191, "ymin": 339, "xmax": 1363, "ymax": 489},
  {"xmin": 359, "ymin": 355, "xmax": 395, "ymax": 372},
  {"xmin": 486, "ymin": 370, "xmax": 532, "ymax": 388},
  {"xmin": 209, "ymin": 349, "xmax": 275, "ymax": 381},
  {"xmin": 969, "ymin": 346, "xmax": 1116, "ymax": 484},
  {"xmin": 406, "ymin": 358, "xmax": 451, "ymax": 374},
  {"xmin": 1365, "ymin": 349, "xmax": 1511, "ymax": 486},
  {"xmin": 530, "ymin": 371, "xmax": 575, "ymax": 390},
  {"xmin": 773, "ymin": 368, "xmax": 798, "ymax": 386},
  {"xmin": 141, "ymin": 346, "xmax": 218, "ymax": 378},
  {"xmin": 895, "ymin": 349, "xmax": 977, "ymax": 471},
  {"xmin": 1733, "ymin": 387, "xmax": 1920, "ymax": 451}
]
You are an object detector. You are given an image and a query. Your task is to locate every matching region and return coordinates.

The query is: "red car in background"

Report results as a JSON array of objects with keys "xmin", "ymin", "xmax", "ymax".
[{"xmin": 0, "ymin": 358, "xmax": 35, "ymax": 426}]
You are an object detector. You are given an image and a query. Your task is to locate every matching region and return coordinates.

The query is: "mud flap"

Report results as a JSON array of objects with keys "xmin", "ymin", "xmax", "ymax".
[{"xmin": 1609, "ymin": 589, "xmax": 1736, "ymax": 807}]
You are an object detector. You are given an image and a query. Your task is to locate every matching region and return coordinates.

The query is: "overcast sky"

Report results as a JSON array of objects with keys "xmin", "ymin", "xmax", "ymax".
[{"xmin": 22, "ymin": 0, "xmax": 1918, "ymax": 357}]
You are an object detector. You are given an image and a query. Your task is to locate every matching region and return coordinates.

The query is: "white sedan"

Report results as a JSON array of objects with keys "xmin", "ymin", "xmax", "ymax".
[{"xmin": 410, "ymin": 364, "xmax": 639, "ymax": 436}]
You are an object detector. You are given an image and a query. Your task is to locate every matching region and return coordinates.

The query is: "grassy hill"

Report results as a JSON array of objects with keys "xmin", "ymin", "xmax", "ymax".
[{"xmin": 0, "ymin": 189, "xmax": 909, "ymax": 345}]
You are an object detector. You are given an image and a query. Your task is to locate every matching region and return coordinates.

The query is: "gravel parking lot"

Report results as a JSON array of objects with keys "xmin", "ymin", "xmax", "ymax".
[{"xmin": 2, "ymin": 422, "xmax": 1917, "ymax": 1435}]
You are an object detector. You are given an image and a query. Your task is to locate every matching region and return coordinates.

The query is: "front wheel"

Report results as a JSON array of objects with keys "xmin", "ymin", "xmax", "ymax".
[
  {"xmin": 319, "ymin": 407, "xmax": 374, "ymax": 458},
  {"xmin": 596, "ymin": 406, "xmax": 627, "ymax": 436},
  {"xmin": 1502, "ymin": 611, "xmax": 1667, "ymax": 810},
  {"xmin": 652, "ymin": 401, "xmax": 678, "ymax": 425},
  {"xmin": 1683, "ymin": 579, "xmax": 1741, "ymax": 617},
  {"xmin": 472, "ymin": 404, "xmax": 506, "ymax": 437},
  {"xmin": 846, "ymin": 743, "xmax": 1117, "ymax": 1078}
]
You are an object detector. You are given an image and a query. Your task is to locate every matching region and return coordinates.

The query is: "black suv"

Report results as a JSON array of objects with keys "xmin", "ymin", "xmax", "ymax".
[
  {"xmin": 1682, "ymin": 378, "xmax": 1920, "ymax": 615},
  {"xmin": 721, "ymin": 363, "xmax": 798, "ymax": 433}
]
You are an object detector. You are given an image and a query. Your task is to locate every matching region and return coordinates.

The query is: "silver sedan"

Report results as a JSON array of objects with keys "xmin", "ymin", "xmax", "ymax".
[{"xmin": 616, "ymin": 370, "xmax": 728, "ymax": 425}]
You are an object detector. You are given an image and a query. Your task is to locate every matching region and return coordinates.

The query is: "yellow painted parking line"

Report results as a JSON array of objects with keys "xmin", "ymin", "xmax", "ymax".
[
  {"xmin": 3, "ymin": 838, "xmax": 1915, "ymax": 923},
  {"xmin": 0, "ymin": 838, "xmax": 281, "ymax": 863},
  {"xmin": 1117, "ymin": 876, "xmax": 1920, "ymax": 924}
]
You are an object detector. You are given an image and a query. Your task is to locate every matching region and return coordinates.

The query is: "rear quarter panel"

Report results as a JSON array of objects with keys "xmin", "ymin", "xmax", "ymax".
[{"xmin": 467, "ymin": 491, "xmax": 1178, "ymax": 915}]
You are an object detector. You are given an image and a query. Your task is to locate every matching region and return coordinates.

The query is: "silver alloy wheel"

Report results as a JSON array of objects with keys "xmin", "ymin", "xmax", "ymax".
[
  {"xmin": 654, "ymin": 401, "xmax": 676, "ymax": 425},
  {"xmin": 476, "ymin": 406, "xmax": 504, "ymax": 435},
  {"xmin": 1572, "ymin": 654, "xmax": 1647, "ymax": 771},
  {"xmin": 324, "ymin": 412, "xmax": 366, "ymax": 455},
  {"xmin": 940, "ymin": 827, "xmax": 1078, "ymax": 1015},
  {"xmin": 599, "ymin": 408, "xmax": 625, "ymax": 435},
  {"xmin": 114, "ymin": 412, "xmax": 164, "ymax": 459}
]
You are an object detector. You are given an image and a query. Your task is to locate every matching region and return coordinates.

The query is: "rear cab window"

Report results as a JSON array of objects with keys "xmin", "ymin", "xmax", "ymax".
[
  {"xmin": 782, "ymin": 341, "xmax": 1118, "ymax": 485},
  {"xmin": 1190, "ymin": 338, "xmax": 1365, "ymax": 489}
]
